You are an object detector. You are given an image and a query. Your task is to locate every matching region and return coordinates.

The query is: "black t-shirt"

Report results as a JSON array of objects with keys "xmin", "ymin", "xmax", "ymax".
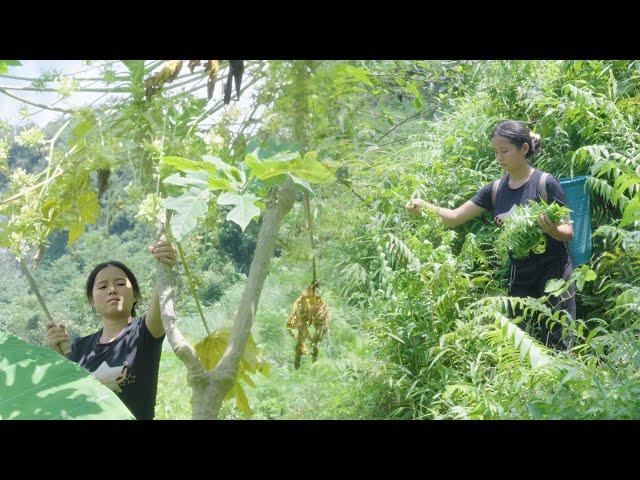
[
  {"xmin": 471, "ymin": 169, "xmax": 571, "ymax": 264},
  {"xmin": 67, "ymin": 315, "xmax": 164, "ymax": 420}
]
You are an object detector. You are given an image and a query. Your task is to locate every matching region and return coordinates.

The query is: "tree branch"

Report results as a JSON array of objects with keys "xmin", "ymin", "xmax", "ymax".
[
  {"xmin": 0, "ymin": 88, "xmax": 76, "ymax": 113},
  {"xmin": 215, "ymin": 176, "xmax": 298, "ymax": 380},
  {"xmin": 155, "ymin": 209, "xmax": 207, "ymax": 387},
  {"xmin": 0, "ymin": 84, "xmax": 130, "ymax": 93},
  {"xmin": 374, "ymin": 110, "xmax": 423, "ymax": 144}
]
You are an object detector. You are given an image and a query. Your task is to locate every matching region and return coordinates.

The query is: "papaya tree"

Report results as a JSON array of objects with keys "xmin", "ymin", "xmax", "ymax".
[{"xmin": 0, "ymin": 59, "xmax": 334, "ymax": 418}]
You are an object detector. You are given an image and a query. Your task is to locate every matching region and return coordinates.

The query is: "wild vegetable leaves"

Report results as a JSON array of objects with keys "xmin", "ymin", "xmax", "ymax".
[{"xmin": 496, "ymin": 199, "xmax": 572, "ymax": 260}]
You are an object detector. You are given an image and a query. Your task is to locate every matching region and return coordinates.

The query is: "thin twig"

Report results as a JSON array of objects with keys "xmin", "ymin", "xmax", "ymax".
[
  {"xmin": 0, "ymin": 88, "xmax": 76, "ymax": 113},
  {"xmin": 374, "ymin": 110, "xmax": 423, "ymax": 144}
]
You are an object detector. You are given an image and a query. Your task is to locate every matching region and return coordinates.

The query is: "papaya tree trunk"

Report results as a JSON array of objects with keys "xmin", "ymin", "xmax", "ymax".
[
  {"xmin": 155, "ymin": 177, "xmax": 297, "ymax": 419},
  {"xmin": 195, "ymin": 176, "xmax": 298, "ymax": 418}
]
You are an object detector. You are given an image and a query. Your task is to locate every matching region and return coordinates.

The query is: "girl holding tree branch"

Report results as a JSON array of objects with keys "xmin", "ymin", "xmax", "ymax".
[{"xmin": 44, "ymin": 240, "xmax": 176, "ymax": 419}]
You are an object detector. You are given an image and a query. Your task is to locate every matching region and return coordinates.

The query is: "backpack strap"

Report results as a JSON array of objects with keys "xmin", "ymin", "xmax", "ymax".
[
  {"xmin": 491, "ymin": 180, "xmax": 499, "ymax": 208},
  {"xmin": 538, "ymin": 171, "xmax": 550, "ymax": 203},
  {"xmin": 491, "ymin": 174, "xmax": 507, "ymax": 208}
]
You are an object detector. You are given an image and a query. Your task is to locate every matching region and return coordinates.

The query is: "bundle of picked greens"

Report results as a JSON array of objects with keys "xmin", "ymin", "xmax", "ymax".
[{"xmin": 496, "ymin": 199, "xmax": 572, "ymax": 260}]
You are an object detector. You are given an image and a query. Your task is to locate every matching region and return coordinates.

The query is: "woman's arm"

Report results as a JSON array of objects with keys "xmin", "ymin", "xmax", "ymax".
[
  {"xmin": 145, "ymin": 241, "xmax": 177, "ymax": 339},
  {"xmin": 406, "ymin": 199, "xmax": 486, "ymax": 227}
]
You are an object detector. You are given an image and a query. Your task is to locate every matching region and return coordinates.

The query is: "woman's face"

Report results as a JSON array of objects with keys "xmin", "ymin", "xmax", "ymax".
[
  {"xmin": 492, "ymin": 134, "xmax": 529, "ymax": 172},
  {"xmin": 91, "ymin": 265, "xmax": 137, "ymax": 319}
]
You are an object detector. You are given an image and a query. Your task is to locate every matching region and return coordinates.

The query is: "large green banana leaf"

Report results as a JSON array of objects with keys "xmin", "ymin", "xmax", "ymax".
[{"xmin": 0, "ymin": 332, "xmax": 135, "ymax": 420}]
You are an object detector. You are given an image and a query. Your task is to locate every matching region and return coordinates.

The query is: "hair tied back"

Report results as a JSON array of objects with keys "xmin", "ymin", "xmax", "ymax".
[{"xmin": 530, "ymin": 132, "xmax": 541, "ymax": 151}]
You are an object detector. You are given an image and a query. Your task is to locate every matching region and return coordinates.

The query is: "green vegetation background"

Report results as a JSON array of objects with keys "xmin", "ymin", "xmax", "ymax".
[{"xmin": 1, "ymin": 60, "xmax": 640, "ymax": 419}]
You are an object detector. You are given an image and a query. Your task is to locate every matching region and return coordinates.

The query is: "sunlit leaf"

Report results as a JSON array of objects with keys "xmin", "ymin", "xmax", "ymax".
[
  {"xmin": 163, "ymin": 186, "xmax": 211, "ymax": 241},
  {"xmin": 217, "ymin": 192, "xmax": 261, "ymax": 231},
  {"xmin": 0, "ymin": 332, "xmax": 134, "ymax": 420}
]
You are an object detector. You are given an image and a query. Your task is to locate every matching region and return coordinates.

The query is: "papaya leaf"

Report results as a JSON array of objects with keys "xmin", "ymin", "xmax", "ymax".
[
  {"xmin": 65, "ymin": 190, "xmax": 99, "ymax": 246},
  {"xmin": 234, "ymin": 383, "xmax": 252, "ymax": 416},
  {"xmin": 78, "ymin": 190, "xmax": 100, "ymax": 224},
  {"xmin": 289, "ymin": 151, "xmax": 333, "ymax": 183},
  {"xmin": 162, "ymin": 155, "xmax": 206, "ymax": 173},
  {"xmin": 217, "ymin": 192, "xmax": 261, "ymax": 232},
  {"xmin": 290, "ymin": 175, "xmax": 314, "ymax": 196},
  {"xmin": 67, "ymin": 223, "xmax": 85, "ymax": 246},
  {"xmin": 245, "ymin": 152, "xmax": 292, "ymax": 180},
  {"xmin": 162, "ymin": 186, "xmax": 211, "ymax": 241},
  {"xmin": 202, "ymin": 155, "xmax": 245, "ymax": 185},
  {"xmin": 0, "ymin": 332, "xmax": 134, "ymax": 420},
  {"xmin": 163, "ymin": 170, "xmax": 209, "ymax": 189}
]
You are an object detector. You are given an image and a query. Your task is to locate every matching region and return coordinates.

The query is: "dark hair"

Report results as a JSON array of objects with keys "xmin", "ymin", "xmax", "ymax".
[
  {"xmin": 490, "ymin": 120, "xmax": 540, "ymax": 158},
  {"xmin": 86, "ymin": 261, "xmax": 141, "ymax": 317}
]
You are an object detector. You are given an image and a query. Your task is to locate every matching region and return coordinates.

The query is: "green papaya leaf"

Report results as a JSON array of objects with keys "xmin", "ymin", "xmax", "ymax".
[
  {"xmin": 233, "ymin": 383, "xmax": 252, "ymax": 416},
  {"xmin": 163, "ymin": 186, "xmax": 211, "ymax": 241},
  {"xmin": 290, "ymin": 175, "xmax": 314, "ymax": 196},
  {"xmin": 65, "ymin": 190, "xmax": 99, "ymax": 247},
  {"xmin": 162, "ymin": 156, "xmax": 203, "ymax": 172},
  {"xmin": 163, "ymin": 170, "xmax": 209, "ymax": 189},
  {"xmin": 67, "ymin": 223, "xmax": 85, "ymax": 246},
  {"xmin": 0, "ymin": 332, "xmax": 134, "ymax": 420},
  {"xmin": 217, "ymin": 192, "xmax": 261, "ymax": 232},
  {"xmin": 194, "ymin": 330, "xmax": 268, "ymax": 417},
  {"xmin": 202, "ymin": 155, "xmax": 245, "ymax": 184},
  {"xmin": 289, "ymin": 151, "xmax": 333, "ymax": 183},
  {"xmin": 245, "ymin": 152, "xmax": 292, "ymax": 180},
  {"xmin": 78, "ymin": 190, "xmax": 100, "ymax": 224}
]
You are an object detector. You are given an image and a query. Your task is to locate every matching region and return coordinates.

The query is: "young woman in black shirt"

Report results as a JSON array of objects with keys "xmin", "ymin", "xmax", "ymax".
[
  {"xmin": 44, "ymin": 240, "xmax": 176, "ymax": 419},
  {"xmin": 405, "ymin": 120, "xmax": 575, "ymax": 348}
]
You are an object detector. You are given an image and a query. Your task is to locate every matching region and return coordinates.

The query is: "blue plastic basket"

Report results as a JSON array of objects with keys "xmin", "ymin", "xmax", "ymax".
[{"xmin": 559, "ymin": 176, "xmax": 592, "ymax": 266}]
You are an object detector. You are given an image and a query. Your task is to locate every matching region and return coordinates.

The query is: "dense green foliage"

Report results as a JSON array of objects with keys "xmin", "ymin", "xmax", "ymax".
[{"xmin": 1, "ymin": 60, "xmax": 639, "ymax": 419}]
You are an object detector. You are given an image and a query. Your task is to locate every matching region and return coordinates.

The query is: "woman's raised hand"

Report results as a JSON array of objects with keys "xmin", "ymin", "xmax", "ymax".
[{"xmin": 149, "ymin": 240, "xmax": 177, "ymax": 268}]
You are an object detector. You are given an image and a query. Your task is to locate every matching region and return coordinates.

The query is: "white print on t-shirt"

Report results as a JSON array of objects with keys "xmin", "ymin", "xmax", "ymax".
[{"xmin": 91, "ymin": 360, "xmax": 131, "ymax": 393}]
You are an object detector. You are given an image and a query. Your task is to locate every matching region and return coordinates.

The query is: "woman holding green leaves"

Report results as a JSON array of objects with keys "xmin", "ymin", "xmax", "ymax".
[
  {"xmin": 44, "ymin": 240, "xmax": 176, "ymax": 419},
  {"xmin": 405, "ymin": 120, "xmax": 575, "ymax": 349}
]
